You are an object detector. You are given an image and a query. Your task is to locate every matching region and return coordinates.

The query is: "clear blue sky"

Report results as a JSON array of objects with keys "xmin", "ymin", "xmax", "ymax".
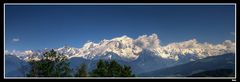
[{"xmin": 5, "ymin": 5, "xmax": 235, "ymax": 51}]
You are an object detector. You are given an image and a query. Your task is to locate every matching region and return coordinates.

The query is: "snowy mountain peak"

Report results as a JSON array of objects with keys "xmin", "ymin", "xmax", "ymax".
[
  {"xmin": 112, "ymin": 35, "xmax": 131, "ymax": 41},
  {"xmin": 5, "ymin": 34, "xmax": 235, "ymax": 62},
  {"xmin": 82, "ymin": 42, "xmax": 97, "ymax": 50},
  {"xmin": 134, "ymin": 33, "xmax": 160, "ymax": 49}
]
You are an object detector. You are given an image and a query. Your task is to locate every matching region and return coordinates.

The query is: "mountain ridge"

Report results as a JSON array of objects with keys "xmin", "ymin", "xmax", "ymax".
[
  {"xmin": 5, "ymin": 34, "xmax": 235, "ymax": 76},
  {"xmin": 5, "ymin": 34, "xmax": 235, "ymax": 62},
  {"xmin": 138, "ymin": 53, "xmax": 235, "ymax": 77}
]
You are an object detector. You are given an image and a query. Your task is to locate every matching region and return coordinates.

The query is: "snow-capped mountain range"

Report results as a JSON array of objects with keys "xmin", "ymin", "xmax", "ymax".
[
  {"xmin": 5, "ymin": 33, "xmax": 236, "ymax": 76},
  {"xmin": 5, "ymin": 33, "xmax": 235, "ymax": 62}
]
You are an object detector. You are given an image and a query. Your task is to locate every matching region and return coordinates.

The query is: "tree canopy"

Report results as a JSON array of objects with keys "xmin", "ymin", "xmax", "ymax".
[
  {"xmin": 90, "ymin": 60, "xmax": 135, "ymax": 77},
  {"xmin": 26, "ymin": 49, "xmax": 135, "ymax": 77},
  {"xmin": 27, "ymin": 49, "xmax": 72, "ymax": 77}
]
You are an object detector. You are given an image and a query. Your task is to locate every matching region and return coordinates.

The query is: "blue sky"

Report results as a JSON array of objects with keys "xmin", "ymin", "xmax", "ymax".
[{"xmin": 5, "ymin": 5, "xmax": 235, "ymax": 51}]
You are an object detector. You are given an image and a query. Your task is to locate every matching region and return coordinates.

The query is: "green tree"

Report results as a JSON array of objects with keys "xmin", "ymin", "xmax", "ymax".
[
  {"xmin": 90, "ymin": 60, "xmax": 108, "ymax": 76},
  {"xmin": 75, "ymin": 63, "xmax": 88, "ymax": 77},
  {"xmin": 109, "ymin": 60, "xmax": 122, "ymax": 76},
  {"xmin": 121, "ymin": 65, "xmax": 135, "ymax": 77},
  {"xmin": 27, "ymin": 49, "xmax": 72, "ymax": 77},
  {"xmin": 90, "ymin": 59, "xmax": 134, "ymax": 77}
]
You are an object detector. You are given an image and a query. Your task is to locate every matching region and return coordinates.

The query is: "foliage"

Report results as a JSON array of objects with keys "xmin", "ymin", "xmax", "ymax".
[
  {"xmin": 75, "ymin": 63, "xmax": 88, "ymax": 77},
  {"xmin": 26, "ymin": 49, "xmax": 135, "ymax": 77},
  {"xmin": 90, "ymin": 60, "xmax": 135, "ymax": 77},
  {"xmin": 27, "ymin": 49, "xmax": 72, "ymax": 77}
]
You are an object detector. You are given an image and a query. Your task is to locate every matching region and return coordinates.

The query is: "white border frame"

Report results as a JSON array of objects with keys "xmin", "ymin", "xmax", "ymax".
[{"xmin": 3, "ymin": 3, "xmax": 237, "ymax": 80}]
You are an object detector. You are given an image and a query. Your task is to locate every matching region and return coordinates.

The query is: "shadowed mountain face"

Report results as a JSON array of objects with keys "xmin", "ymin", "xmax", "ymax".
[
  {"xmin": 129, "ymin": 49, "xmax": 177, "ymax": 74},
  {"xmin": 5, "ymin": 55, "xmax": 30, "ymax": 77},
  {"xmin": 138, "ymin": 53, "xmax": 235, "ymax": 77},
  {"xmin": 5, "ymin": 53, "xmax": 235, "ymax": 77},
  {"xmin": 189, "ymin": 69, "xmax": 234, "ymax": 77}
]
